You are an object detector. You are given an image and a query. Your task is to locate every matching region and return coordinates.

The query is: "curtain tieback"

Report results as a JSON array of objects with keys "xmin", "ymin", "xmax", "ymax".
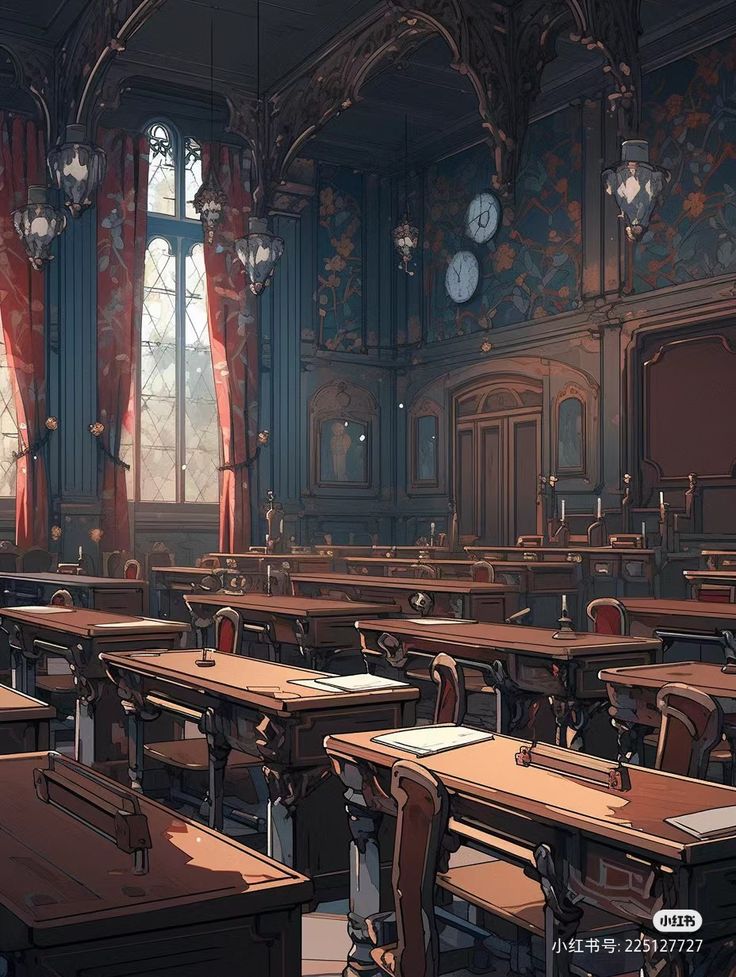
[{"xmin": 89, "ymin": 422, "xmax": 131, "ymax": 470}]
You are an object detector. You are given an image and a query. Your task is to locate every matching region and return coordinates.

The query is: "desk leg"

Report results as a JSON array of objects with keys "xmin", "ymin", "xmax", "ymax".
[
  {"xmin": 10, "ymin": 647, "xmax": 24, "ymax": 692},
  {"xmin": 551, "ymin": 698, "xmax": 606, "ymax": 752},
  {"xmin": 344, "ymin": 788, "xmax": 384, "ymax": 977},
  {"xmin": 534, "ymin": 844, "xmax": 583, "ymax": 977},
  {"xmin": 75, "ymin": 699, "xmax": 95, "ymax": 766},
  {"xmin": 122, "ymin": 699, "xmax": 145, "ymax": 792},
  {"xmin": 490, "ymin": 660, "xmax": 541, "ymax": 737},
  {"xmin": 611, "ymin": 718, "xmax": 648, "ymax": 765},
  {"xmin": 201, "ymin": 708, "xmax": 230, "ymax": 833}
]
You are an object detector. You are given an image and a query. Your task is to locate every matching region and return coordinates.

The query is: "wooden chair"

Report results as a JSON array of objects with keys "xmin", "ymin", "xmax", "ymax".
[
  {"xmin": 470, "ymin": 560, "xmax": 494, "ymax": 583},
  {"xmin": 586, "ymin": 597, "xmax": 629, "ymax": 635},
  {"xmin": 369, "ymin": 760, "xmax": 448, "ymax": 977},
  {"xmin": 145, "ymin": 542, "xmax": 174, "ymax": 579},
  {"xmin": 516, "ymin": 535, "xmax": 543, "ymax": 547},
  {"xmin": 430, "ymin": 653, "xmax": 466, "ymax": 725},
  {"xmin": 50, "ymin": 589, "xmax": 73, "ymax": 606},
  {"xmin": 198, "ymin": 556, "xmax": 220, "ymax": 570},
  {"xmin": 21, "ymin": 547, "xmax": 53, "ymax": 572},
  {"xmin": 408, "ymin": 563, "xmax": 437, "ymax": 579},
  {"xmin": 123, "ymin": 558, "xmax": 142, "ymax": 580},
  {"xmin": 654, "ymin": 683, "xmax": 724, "ymax": 780}
]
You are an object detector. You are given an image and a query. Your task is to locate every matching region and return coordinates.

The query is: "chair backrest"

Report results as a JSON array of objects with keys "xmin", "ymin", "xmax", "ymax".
[
  {"xmin": 586, "ymin": 598, "xmax": 629, "ymax": 635},
  {"xmin": 214, "ymin": 607, "xmax": 241, "ymax": 654},
  {"xmin": 409, "ymin": 563, "xmax": 437, "ymax": 580},
  {"xmin": 655, "ymin": 682, "xmax": 724, "ymax": 779},
  {"xmin": 696, "ymin": 584, "xmax": 735, "ymax": 604},
  {"xmin": 21, "ymin": 547, "xmax": 53, "ymax": 573},
  {"xmin": 50, "ymin": 589, "xmax": 73, "ymax": 607},
  {"xmin": 145, "ymin": 543, "xmax": 173, "ymax": 578},
  {"xmin": 123, "ymin": 559, "xmax": 142, "ymax": 580},
  {"xmin": 0, "ymin": 541, "xmax": 19, "ymax": 572},
  {"xmin": 268, "ymin": 567, "xmax": 292, "ymax": 595},
  {"xmin": 389, "ymin": 759, "xmax": 448, "ymax": 977},
  {"xmin": 430, "ymin": 654, "xmax": 466, "ymax": 725},
  {"xmin": 105, "ymin": 550, "xmax": 126, "ymax": 578},
  {"xmin": 470, "ymin": 560, "xmax": 495, "ymax": 583},
  {"xmin": 199, "ymin": 556, "xmax": 220, "ymax": 569}
]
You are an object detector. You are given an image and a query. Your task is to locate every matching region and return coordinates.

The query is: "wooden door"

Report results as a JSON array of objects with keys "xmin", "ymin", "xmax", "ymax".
[{"xmin": 454, "ymin": 379, "xmax": 542, "ymax": 545}]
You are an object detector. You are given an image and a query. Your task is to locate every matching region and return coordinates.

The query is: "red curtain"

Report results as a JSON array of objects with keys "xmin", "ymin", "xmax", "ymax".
[
  {"xmin": 0, "ymin": 113, "xmax": 49, "ymax": 547},
  {"xmin": 96, "ymin": 129, "xmax": 148, "ymax": 552},
  {"xmin": 201, "ymin": 144, "xmax": 258, "ymax": 552}
]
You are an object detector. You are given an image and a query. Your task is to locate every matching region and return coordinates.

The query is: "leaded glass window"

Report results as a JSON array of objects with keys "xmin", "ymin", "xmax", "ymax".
[
  {"xmin": 137, "ymin": 122, "xmax": 220, "ymax": 504},
  {"xmin": 0, "ymin": 334, "xmax": 17, "ymax": 498}
]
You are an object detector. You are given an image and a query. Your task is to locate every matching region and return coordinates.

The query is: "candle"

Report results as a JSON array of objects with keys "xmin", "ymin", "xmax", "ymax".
[
  {"xmin": 560, "ymin": 499, "xmax": 566, "ymax": 521},
  {"xmin": 78, "ymin": 545, "xmax": 82, "ymax": 560},
  {"xmin": 430, "ymin": 521, "xmax": 436, "ymax": 536},
  {"xmin": 641, "ymin": 521, "xmax": 646, "ymax": 539},
  {"xmin": 562, "ymin": 594, "xmax": 568, "ymax": 615},
  {"xmin": 659, "ymin": 491, "xmax": 664, "ymax": 507},
  {"xmin": 596, "ymin": 497, "xmax": 602, "ymax": 519}
]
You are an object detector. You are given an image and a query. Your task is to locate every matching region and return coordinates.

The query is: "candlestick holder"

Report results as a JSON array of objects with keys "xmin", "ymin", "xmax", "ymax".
[
  {"xmin": 552, "ymin": 605, "xmax": 577, "ymax": 640},
  {"xmin": 195, "ymin": 646, "xmax": 216, "ymax": 667}
]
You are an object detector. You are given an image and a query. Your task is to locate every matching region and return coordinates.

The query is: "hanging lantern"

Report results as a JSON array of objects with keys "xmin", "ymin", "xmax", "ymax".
[
  {"xmin": 12, "ymin": 186, "xmax": 67, "ymax": 270},
  {"xmin": 47, "ymin": 124, "xmax": 107, "ymax": 218},
  {"xmin": 193, "ymin": 170, "xmax": 228, "ymax": 244},
  {"xmin": 235, "ymin": 216, "xmax": 284, "ymax": 295},
  {"xmin": 392, "ymin": 213, "xmax": 419, "ymax": 275},
  {"xmin": 602, "ymin": 139, "xmax": 669, "ymax": 242}
]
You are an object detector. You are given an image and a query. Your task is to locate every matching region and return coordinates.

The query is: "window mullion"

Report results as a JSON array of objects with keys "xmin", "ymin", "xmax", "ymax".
[{"xmin": 176, "ymin": 237, "xmax": 187, "ymax": 504}]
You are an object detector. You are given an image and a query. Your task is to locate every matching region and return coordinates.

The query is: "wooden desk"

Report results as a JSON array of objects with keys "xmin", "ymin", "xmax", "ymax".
[
  {"xmin": 0, "ymin": 684, "xmax": 54, "ymax": 753},
  {"xmin": 208, "ymin": 552, "xmax": 335, "ymax": 573},
  {"xmin": 357, "ymin": 617, "xmax": 660, "ymax": 750},
  {"xmin": 0, "ymin": 571, "xmax": 148, "ymax": 614},
  {"xmin": 619, "ymin": 599, "xmax": 736, "ymax": 663},
  {"xmin": 101, "ymin": 650, "xmax": 418, "ymax": 902},
  {"xmin": 150, "ymin": 565, "xmax": 250, "ymax": 622},
  {"xmin": 702, "ymin": 550, "xmax": 736, "ymax": 569},
  {"xmin": 290, "ymin": 572, "xmax": 519, "ymax": 622},
  {"xmin": 600, "ymin": 660, "xmax": 736, "ymax": 764},
  {"xmin": 684, "ymin": 569, "xmax": 736, "ymax": 598},
  {"xmin": 183, "ymin": 592, "xmax": 399, "ymax": 670},
  {"xmin": 0, "ymin": 606, "xmax": 189, "ymax": 766},
  {"xmin": 324, "ymin": 729, "xmax": 736, "ymax": 977},
  {"xmin": 0, "ymin": 751, "xmax": 310, "ymax": 977}
]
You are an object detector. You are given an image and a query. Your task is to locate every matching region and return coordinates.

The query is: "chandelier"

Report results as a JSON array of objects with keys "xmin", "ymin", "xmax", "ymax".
[
  {"xmin": 602, "ymin": 139, "xmax": 669, "ymax": 242},
  {"xmin": 235, "ymin": 216, "xmax": 284, "ymax": 295},
  {"xmin": 12, "ymin": 186, "xmax": 67, "ymax": 270},
  {"xmin": 193, "ymin": 14, "xmax": 228, "ymax": 244},
  {"xmin": 234, "ymin": 0, "xmax": 284, "ymax": 295},
  {"xmin": 47, "ymin": 124, "xmax": 107, "ymax": 218}
]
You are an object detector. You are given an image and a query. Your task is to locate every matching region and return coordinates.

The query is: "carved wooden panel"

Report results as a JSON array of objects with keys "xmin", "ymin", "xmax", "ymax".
[
  {"xmin": 642, "ymin": 333, "xmax": 736, "ymax": 480},
  {"xmin": 409, "ymin": 397, "xmax": 441, "ymax": 492}
]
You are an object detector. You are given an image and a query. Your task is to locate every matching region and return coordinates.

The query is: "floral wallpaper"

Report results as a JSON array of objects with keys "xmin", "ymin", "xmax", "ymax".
[
  {"xmin": 312, "ymin": 165, "xmax": 364, "ymax": 351},
  {"xmin": 634, "ymin": 35, "xmax": 736, "ymax": 291},
  {"xmin": 423, "ymin": 105, "xmax": 582, "ymax": 343}
]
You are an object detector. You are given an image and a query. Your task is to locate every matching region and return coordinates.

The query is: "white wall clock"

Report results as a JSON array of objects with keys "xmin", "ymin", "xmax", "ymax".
[
  {"xmin": 465, "ymin": 191, "xmax": 502, "ymax": 244},
  {"xmin": 445, "ymin": 250, "xmax": 479, "ymax": 304}
]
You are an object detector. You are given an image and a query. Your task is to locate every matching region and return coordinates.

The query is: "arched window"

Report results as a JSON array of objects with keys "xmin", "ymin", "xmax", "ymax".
[
  {"xmin": 556, "ymin": 395, "xmax": 585, "ymax": 474},
  {"xmin": 136, "ymin": 121, "xmax": 219, "ymax": 503},
  {"xmin": 0, "ymin": 334, "xmax": 17, "ymax": 497}
]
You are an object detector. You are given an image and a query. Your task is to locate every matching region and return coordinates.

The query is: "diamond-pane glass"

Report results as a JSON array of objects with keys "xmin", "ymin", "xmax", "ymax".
[
  {"xmin": 147, "ymin": 123, "xmax": 176, "ymax": 216},
  {"xmin": 184, "ymin": 137, "xmax": 202, "ymax": 220},
  {"xmin": 140, "ymin": 238, "xmax": 177, "ymax": 501},
  {"xmin": 0, "ymin": 334, "xmax": 17, "ymax": 498},
  {"xmin": 184, "ymin": 243, "xmax": 219, "ymax": 503}
]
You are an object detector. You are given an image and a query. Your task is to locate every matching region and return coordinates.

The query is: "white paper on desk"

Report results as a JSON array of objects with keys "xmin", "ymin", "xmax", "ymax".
[
  {"xmin": 406, "ymin": 618, "xmax": 477, "ymax": 626},
  {"xmin": 289, "ymin": 678, "xmax": 340, "ymax": 691},
  {"xmin": 666, "ymin": 806, "xmax": 736, "ymax": 840},
  {"xmin": 95, "ymin": 619, "xmax": 173, "ymax": 629},
  {"xmin": 372, "ymin": 724, "xmax": 493, "ymax": 756},
  {"xmin": 7, "ymin": 605, "xmax": 72, "ymax": 613},
  {"xmin": 312, "ymin": 673, "xmax": 410, "ymax": 692}
]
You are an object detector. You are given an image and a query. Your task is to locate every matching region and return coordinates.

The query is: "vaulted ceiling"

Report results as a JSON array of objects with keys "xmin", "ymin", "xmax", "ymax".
[{"xmin": 0, "ymin": 0, "xmax": 734, "ymax": 178}]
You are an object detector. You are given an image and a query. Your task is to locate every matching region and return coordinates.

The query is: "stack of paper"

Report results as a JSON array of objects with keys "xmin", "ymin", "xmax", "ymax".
[
  {"xmin": 666, "ymin": 806, "xmax": 736, "ymax": 840},
  {"xmin": 372, "ymin": 724, "xmax": 493, "ymax": 756}
]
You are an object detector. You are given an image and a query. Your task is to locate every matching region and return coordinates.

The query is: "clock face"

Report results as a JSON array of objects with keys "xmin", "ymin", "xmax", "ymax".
[
  {"xmin": 445, "ymin": 250, "xmax": 480, "ymax": 304},
  {"xmin": 465, "ymin": 191, "xmax": 502, "ymax": 244}
]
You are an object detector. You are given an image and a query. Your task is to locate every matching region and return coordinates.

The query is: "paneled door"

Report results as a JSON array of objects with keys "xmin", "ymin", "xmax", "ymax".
[{"xmin": 454, "ymin": 379, "xmax": 542, "ymax": 545}]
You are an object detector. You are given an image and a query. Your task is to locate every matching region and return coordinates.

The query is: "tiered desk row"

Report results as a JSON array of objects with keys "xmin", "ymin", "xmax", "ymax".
[{"xmin": 2, "ymin": 543, "xmax": 736, "ymax": 975}]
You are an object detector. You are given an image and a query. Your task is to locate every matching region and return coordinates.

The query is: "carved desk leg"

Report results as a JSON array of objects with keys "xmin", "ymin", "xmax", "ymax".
[
  {"xmin": 534, "ymin": 844, "xmax": 583, "ymax": 977},
  {"xmin": 611, "ymin": 717, "xmax": 648, "ymax": 765},
  {"xmin": 200, "ymin": 707, "xmax": 231, "ymax": 833},
  {"xmin": 551, "ymin": 697, "xmax": 607, "ymax": 752},
  {"xmin": 490, "ymin": 660, "xmax": 542, "ymax": 737},
  {"xmin": 118, "ymin": 681, "xmax": 160, "ymax": 794},
  {"xmin": 339, "ymin": 761, "xmax": 385, "ymax": 977}
]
